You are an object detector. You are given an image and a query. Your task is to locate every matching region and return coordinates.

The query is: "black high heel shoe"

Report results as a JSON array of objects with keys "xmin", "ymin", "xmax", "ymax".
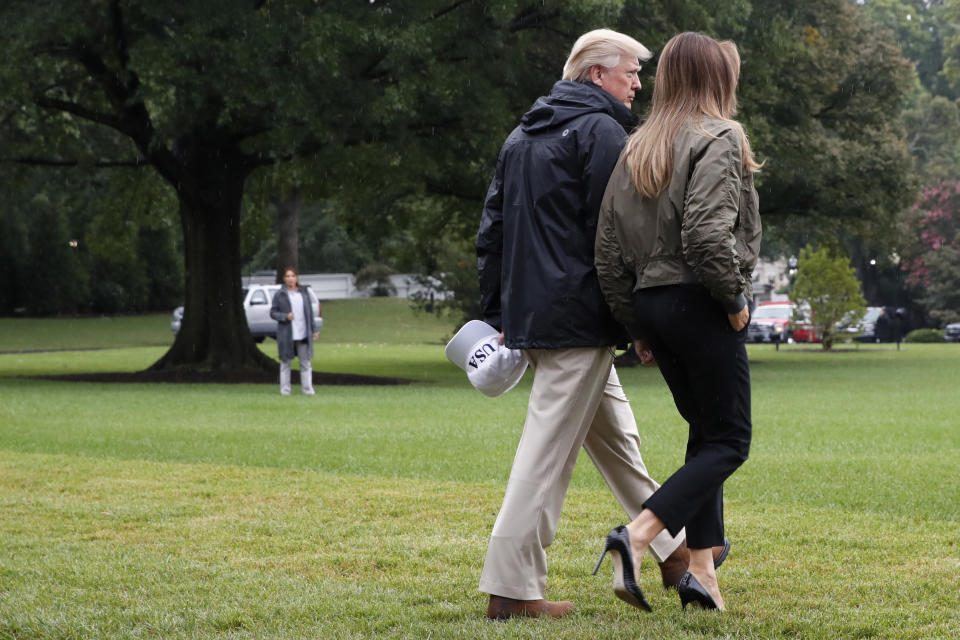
[
  {"xmin": 677, "ymin": 572, "xmax": 718, "ymax": 610},
  {"xmin": 592, "ymin": 525, "xmax": 651, "ymax": 612},
  {"xmin": 714, "ymin": 538, "xmax": 731, "ymax": 569}
]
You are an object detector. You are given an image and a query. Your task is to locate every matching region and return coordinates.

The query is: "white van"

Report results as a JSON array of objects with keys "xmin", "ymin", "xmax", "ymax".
[{"xmin": 170, "ymin": 284, "xmax": 323, "ymax": 342}]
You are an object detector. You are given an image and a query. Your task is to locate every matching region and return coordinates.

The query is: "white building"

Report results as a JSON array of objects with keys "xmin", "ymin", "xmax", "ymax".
[
  {"xmin": 751, "ymin": 258, "xmax": 792, "ymax": 304},
  {"xmin": 241, "ymin": 272, "xmax": 440, "ymax": 300}
]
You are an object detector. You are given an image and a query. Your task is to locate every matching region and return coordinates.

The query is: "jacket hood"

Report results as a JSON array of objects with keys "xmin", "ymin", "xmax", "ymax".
[{"xmin": 520, "ymin": 80, "xmax": 639, "ymax": 134}]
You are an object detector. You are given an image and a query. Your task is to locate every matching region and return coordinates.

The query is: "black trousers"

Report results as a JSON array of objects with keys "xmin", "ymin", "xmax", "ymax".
[{"xmin": 634, "ymin": 284, "xmax": 752, "ymax": 549}]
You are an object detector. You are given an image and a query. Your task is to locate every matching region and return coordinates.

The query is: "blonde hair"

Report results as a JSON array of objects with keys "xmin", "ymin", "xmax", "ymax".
[
  {"xmin": 623, "ymin": 32, "xmax": 761, "ymax": 198},
  {"xmin": 562, "ymin": 29, "xmax": 652, "ymax": 82}
]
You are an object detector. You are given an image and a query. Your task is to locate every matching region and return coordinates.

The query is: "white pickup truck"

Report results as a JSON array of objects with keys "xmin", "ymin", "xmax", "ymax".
[{"xmin": 171, "ymin": 284, "xmax": 323, "ymax": 342}]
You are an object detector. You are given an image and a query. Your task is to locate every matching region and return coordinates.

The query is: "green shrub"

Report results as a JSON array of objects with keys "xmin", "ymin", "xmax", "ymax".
[
  {"xmin": 905, "ymin": 328, "xmax": 945, "ymax": 342},
  {"xmin": 789, "ymin": 244, "xmax": 866, "ymax": 351},
  {"xmin": 354, "ymin": 263, "xmax": 396, "ymax": 297}
]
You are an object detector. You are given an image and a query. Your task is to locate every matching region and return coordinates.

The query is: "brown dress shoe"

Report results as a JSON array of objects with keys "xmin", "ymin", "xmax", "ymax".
[
  {"xmin": 658, "ymin": 540, "xmax": 690, "ymax": 588},
  {"xmin": 486, "ymin": 595, "xmax": 575, "ymax": 620}
]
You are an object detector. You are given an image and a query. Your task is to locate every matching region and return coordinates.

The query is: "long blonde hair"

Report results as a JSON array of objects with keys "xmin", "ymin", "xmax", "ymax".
[{"xmin": 624, "ymin": 32, "xmax": 761, "ymax": 198}]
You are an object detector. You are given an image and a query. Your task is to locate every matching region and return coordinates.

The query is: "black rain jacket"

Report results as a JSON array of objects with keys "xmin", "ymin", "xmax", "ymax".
[{"xmin": 476, "ymin": 80, "xmax": 637, "ymax": 349}]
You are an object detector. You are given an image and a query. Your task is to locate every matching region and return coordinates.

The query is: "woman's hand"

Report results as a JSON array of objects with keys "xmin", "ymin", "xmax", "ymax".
[
  {"xmin": 633, "ymin": 339, "xmax": 657, "ymax": 366},
  {"xmin": 728, "ymin": 306, "xmax": 750, "ymax": 331}
]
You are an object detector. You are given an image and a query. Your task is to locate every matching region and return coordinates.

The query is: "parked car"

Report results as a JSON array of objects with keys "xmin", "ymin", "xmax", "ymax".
[
  {"xmin": 945, "ymin": 322, "xmax": 960, "ymax": 343},
  {"xmin": 791, "ymin": 305, "xmax": 819, "ymax": 343},
  {"xmin": 171, "ymin": 284, "xmax": 323, "ymax": 342},
  {"xmin": 170, "ymin": 306, "xmax": 184, "ymax": 334},
  {"xmin": 837, "ymin": 306, "xmax": 883, "ymax": 342},
  {"xmin": 747, "ymin": 301, "xmax": 795, "ymax": 343}
]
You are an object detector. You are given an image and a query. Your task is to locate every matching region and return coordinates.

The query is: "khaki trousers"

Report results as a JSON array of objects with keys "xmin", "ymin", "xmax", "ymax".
[{"xmin": 478, "ymin": 347, "xmax": 684, "ymax": 600}]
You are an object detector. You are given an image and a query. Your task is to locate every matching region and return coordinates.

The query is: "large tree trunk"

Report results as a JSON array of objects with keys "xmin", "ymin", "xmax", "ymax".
[
  {"xmin": 149, "ymin": 143, "xmax": 276, "ymax": 373},
  {"xmin": 274, "ymin": 186, "xmax": 301, "ymax": 283}
]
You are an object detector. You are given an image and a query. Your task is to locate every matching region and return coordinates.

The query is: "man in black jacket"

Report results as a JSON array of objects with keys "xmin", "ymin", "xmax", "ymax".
[{"xmin": 476, "ymin": 29, "xmax": 692, "ymax": 620}]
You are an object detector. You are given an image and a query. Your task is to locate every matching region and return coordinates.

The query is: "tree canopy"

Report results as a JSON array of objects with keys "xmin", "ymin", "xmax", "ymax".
[
  {"xmin": 1, "ymin": 0, "xmax": 940, "ymax": 361},
  {"xmin": 2, "ymin": 0, "xmax": 627, "ymax": 371},
  {"xmin": 737, "ymin": 0, "xmax": 915, "ymax": 252}
]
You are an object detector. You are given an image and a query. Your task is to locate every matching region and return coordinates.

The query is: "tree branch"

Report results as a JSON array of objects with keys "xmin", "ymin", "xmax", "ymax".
[
  {"xmin": 431, "ymin": 0, "xmax": 474, "ymax": 21},
  {"xmin": 109, "ymin": 0, "xmax": 131, "ymax": 71},
  {"xmin": 227, "ymin": 124, "xmax": 273, "ymax": 145},
  {"xmin": 2, "ymin": 156, "xmax": 149, "ymax": 168},
  {"xmin": 362, "ymin": 50, "xmax": 390, "ymax": 80},
  {"xmin": 49, "ymin": 40, "xmax": 136, "ymax": 114},
  {"xmin": 425, "ymin": 179, "xmax": 482, "ymax": 202},
  {"xmin": 508, "ymin": 8, "xmax": 560, "ymax": 33},
  {"xmin": 34, "ymin": 95, "xmax": 127, "ymax": 132},
  {"xmin": 46, "ymin": 35, "xmax": 172, "ymax": 173}
]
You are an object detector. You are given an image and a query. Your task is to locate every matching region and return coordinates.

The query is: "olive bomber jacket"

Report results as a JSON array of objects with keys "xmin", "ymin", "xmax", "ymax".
[{"xmin": 594, "ymin": 117, "xmax": 762, "ymax": 338}]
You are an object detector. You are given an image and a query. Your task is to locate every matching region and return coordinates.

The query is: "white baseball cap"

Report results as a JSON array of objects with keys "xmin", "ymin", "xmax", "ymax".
[{"xmin": 444, "ymin": 320, "xmax": 528, "ymax": 397}]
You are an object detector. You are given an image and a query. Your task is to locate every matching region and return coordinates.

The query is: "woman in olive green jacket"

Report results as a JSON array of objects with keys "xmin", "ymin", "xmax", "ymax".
[{"xmin": 592, "ymin": 32, "xmax": 761, "ymax": 613}]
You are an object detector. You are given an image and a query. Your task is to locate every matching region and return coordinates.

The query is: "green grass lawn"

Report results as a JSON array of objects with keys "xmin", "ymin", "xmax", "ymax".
[
  {"xmin": 0, "ymin": 314, "xmax": 175, "ymax": 351},
  {"xmin": 0, "ymin": 298, "xmax": 456, "ymax": 353},
  {"xmin": 0, "ymin": 301, "xmax": 958, "ymax": 639}
]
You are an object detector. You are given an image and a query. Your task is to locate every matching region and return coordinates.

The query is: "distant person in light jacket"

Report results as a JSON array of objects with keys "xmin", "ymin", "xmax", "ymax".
[{"xmin": 270, "ymin": 267, "xmax": 318, "ymax": 395}]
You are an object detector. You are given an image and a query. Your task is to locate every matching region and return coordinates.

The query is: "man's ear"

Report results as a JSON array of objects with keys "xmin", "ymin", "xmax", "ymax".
[{"xmin": 589, "ymin": 65, "xmax": 604, "ymax": 87}]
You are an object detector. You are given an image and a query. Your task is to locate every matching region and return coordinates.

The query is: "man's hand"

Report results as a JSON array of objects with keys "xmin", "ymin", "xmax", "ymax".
[
  {"xmin": 286, "ymin": 312, "xmax": 294, "ymax": 321},
  {"xmin": 728, "ymin": 306, "xmax": 750, "ymax": 331},
  {"xmin": 497, "ymin": 332, "xmax": 504, "ymax": 345},
  {"xmin": 633, "ymin": 339, "xmax": 657, "ymax": 366}
]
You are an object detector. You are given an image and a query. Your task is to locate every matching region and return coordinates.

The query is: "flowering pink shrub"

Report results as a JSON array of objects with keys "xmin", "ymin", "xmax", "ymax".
[{"xmin": 902, "ymin": 181, "xmax": 960, "ymax": 289}]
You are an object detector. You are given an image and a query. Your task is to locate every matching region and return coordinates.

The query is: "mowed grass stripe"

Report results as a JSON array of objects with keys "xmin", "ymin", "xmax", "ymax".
[
  {"xmin": 1, "ymin": 345, "xmax": 958, "ymax": 522},
  {"xmin": 0, "ymin": 298, "xmax": 457, "ymax": 353},
  {"xmin": 0, "ymin": 315, "xmax": 175, "ymax": 352},
  {"xmin": 0, "ymin": 451, "xmax": 957, "ymax": 640}
]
